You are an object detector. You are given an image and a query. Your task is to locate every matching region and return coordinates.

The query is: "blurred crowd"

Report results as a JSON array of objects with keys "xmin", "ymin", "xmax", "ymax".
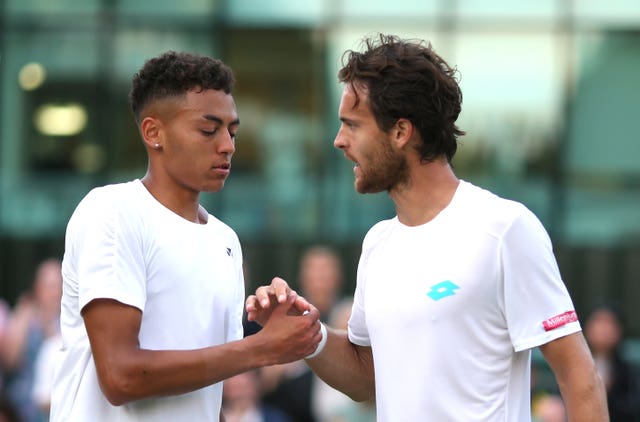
[
  {"xmin": 1, "ymin": 249, "xmax": 639, "ymax": 421},
  {"xmin": 1, "ymin": 258, "xmax": 62, "ymax": 422}
]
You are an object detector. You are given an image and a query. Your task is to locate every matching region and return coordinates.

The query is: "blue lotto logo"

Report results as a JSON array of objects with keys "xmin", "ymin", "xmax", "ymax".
[{"xmin": 427, "ymin": 280, "xmax": 460, "ymax": 301}]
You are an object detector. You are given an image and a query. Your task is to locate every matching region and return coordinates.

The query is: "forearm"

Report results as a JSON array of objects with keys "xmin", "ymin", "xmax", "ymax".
[
  {"xmin": 305, "ymin": 326, "xmax": 375, "ymax": 402},
  {"xmin": 558, "ymin": 366, "xmax": 609, "ymax": 422},
  {"xmin": 541, "ymin": 333, "xmax": 609, "ymax": 422},
  {"xmin": 98, "ymin": 334, "xmax": 270, "ymax": 405}
]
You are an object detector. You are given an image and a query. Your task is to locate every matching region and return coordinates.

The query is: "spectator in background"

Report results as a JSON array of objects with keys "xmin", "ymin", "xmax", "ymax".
[
  {"xmin": 262, "ymin": 245, "xmax": 345, "ymax": 422},
  {"xmin": 1, "ymin": 258, "xmax": 62, "ymax": 422},
  {"xmin": 0, "ymin": 394, "xmax": 21, "ymax": 422},
  {"xmin": 297, "ymin": 246, "xmax": 344, "ymax": 320},
  {"xmin": 0, "ymin": 298, "xmax": 11, "ymax": 392},
  {"xmin": 532, "ymin": 393, "xmax": 567, "ymax": 422},
  {"xmin": 222, "ymin": 369, "xmax": 291, "ymax": 422},
  {"xmin": 584, "ymin": 304, "xmax": 640, "ymax": 421}
]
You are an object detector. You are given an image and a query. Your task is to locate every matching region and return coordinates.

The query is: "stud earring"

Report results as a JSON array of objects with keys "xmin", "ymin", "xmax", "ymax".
[{"xmin": 154, "ymin": 143, "xmax": 160, "ymax": 149}]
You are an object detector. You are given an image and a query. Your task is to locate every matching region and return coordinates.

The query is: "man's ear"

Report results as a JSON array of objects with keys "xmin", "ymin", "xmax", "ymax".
[
  {"xmin": 391, "ymin": 118, "xmax": 414, "ymax": 150},
  {"xmin": 140, "ymin": 116, "xmax": 164, "ymax": 150}
]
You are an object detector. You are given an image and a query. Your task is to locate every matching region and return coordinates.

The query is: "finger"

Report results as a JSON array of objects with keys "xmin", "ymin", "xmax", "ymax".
[
  {"xmin": 314, "ymin": 323, "xmax": 322, "ymax": 341},
  {"xmin": 288, "ymin": 297, "xmax": 312, "ymax": 317},
  {"xmin": 255, "ymin": 286, "xmax": 275, "ymax": 308},
  {"xmin": 310, "ymin": 319, "xmax": 321, "ymax": 336},
  {"xmin": 246, "ymin": 311, "xmax": 256, "ymax": 322},
  {"xmin": 306, "ymin": 322, "xmax": 324, "ymax": 355},
  {"xmin": 245, "ymin": 295, "xmax": 258, "ymax": 321},
  {"xmin": 245, "ymin": 295, "xmax": 258, "ymax": 312},
  {"xmin": 270, "ymin": 294, "xmax": 296, "ymax": 317},
  {"xmin": 293, "ymin": 296, "xmax": 312, "ymax": 313},
  {"xmin": 271, "ymin": 277, "xmax": 291, "ymax": 303},
  {"xmin": 303, "ymin": 304, "xmax": 320, "ymax": 322}
]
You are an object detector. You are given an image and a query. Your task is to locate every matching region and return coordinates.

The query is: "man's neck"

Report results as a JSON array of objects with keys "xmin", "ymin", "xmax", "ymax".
[
  {"xmin": 141, "ymin": 174, "xmax": 202, "ymax": 224},
  {"xmin": 390, "ymin": 159, "xmax": 459, "ymax": 227}
]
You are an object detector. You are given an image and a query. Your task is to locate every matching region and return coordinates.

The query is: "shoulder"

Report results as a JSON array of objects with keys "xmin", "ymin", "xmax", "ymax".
[
  {"xmin": 74, "ymin": 180, "xmax": 140, "ymax": 213},
  {"xmin": 67, "ymin": 180, "xmax": 144, "ymax": 230},
  {"xmin": 456, "ymin": 180, "xmax": 541, "ymax": 238},
  {"xmin": 362, "ymin": 218, "xmax": 396, "ymax": 251},
  {"xmin": 205, "ymin": 214, "xmax": 241, "ymax": 245},
  {"xmin": 457, "ymin": 180, "xmax": 527, "ymax": 217}
]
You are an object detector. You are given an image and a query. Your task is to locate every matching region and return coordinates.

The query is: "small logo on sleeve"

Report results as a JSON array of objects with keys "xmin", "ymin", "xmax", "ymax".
[{"xmin": 542, "ymin": 311, "xmax": 578, "ymax": 331}]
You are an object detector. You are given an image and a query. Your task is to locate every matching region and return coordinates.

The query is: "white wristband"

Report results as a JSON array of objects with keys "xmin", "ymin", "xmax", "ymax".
[{"xmin": 306, "ymin": 322, "xmax": 327, "ymax": 359}]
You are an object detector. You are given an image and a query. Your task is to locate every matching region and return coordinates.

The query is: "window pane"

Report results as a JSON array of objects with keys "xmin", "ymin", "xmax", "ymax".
[
  {"xmin": 339, "ymin": 0, "xmax": 438, "ymax": 20},
  {"xmin": 6, "ymin": 0, "xmax": 99, "ymax": 14},
  {"xmin": 118, "ymin": 0, "xmax": 217, "ymax": 16},
  {"xmin": 574, "ymin": 0, "xmax": 640, "ymax": 26},
  {"xmin": 227, "ymin": 0, "xmax": 326, "ymax": 25},
  {"xmin": 457, "ymin": 0, "xmax": 556, "ymax": 21}
]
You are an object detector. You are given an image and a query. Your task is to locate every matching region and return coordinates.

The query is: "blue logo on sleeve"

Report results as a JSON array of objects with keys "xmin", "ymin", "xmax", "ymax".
[{"xmin": 427, "ymin": 280, "xmax": 460, "ymax": 301}]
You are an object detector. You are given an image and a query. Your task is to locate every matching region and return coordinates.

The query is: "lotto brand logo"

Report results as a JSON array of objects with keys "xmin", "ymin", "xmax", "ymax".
[
  {"xmin": 427, "ymin": 280, "xmax": 460, "ymax": 301},
  {"xmin": 542, "ymin": 311, "xmax": 578, "ymax": 331}
]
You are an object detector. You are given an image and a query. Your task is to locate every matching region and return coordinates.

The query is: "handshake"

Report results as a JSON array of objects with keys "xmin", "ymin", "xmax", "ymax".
[{"xmin": 244, "ymin": 277, "xmax": 328, "ymax": 365}]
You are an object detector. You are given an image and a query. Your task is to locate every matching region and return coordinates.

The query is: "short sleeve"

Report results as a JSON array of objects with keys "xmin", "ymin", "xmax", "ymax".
[
  {"xmin": 230, "ymin": 236, "xmax": 245, "ymax": 342},
  {"xmin": 502, "ymin": 209, "xmax": 581, "ymax": 352},
  {"xmin": 348, "ymin": 239, "xmax": 372, "ymax": 347},
  {"xmin": 69, "ymin": 189, "xmax": 147, "ymax": 313}
]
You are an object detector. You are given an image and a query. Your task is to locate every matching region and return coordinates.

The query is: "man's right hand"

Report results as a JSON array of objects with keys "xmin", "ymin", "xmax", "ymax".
[
  {"xmin": 254, "ymin": 293, "xmax": 322, "ymax": 364},
  {"xmin": 245, "ymin": 277, "xmax": 313, "ymax": 326}
]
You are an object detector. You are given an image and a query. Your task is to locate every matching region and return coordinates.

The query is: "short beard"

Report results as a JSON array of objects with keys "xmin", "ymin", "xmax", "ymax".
[{"xmin": 356, "ymin": 141, "xmax": 409, "ymax": 194}]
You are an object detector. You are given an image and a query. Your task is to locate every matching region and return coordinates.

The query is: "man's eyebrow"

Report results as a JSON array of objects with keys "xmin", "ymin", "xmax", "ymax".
[
  {"xmin": 340, "ymin": 117, "xmax": 356, "ymax": 124},
  {"xmin": 203, "ymin": 114, "xmax": 240, "ymax": 126}
]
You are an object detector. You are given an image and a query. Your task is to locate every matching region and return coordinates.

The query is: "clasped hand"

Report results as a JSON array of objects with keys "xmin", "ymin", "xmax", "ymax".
[{"xmin": 246, "ymin": 277, "xmax": 322, "ymax": 363}]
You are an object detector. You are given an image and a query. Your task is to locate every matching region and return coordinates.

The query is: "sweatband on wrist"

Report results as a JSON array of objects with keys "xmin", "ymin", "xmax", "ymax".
[{"xmin": 306, "ymin": 322, "xmax": 327, "ymax": 359}]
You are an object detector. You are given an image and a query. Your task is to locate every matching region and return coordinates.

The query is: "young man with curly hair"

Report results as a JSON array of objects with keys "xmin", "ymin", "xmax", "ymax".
[
  {"xmin": 50, "ymin": 51, "xmax": 321, "ymax": 421},
  {"xmin": 247, "ymin": 35, "xmax": 609, "ymax": 421}
]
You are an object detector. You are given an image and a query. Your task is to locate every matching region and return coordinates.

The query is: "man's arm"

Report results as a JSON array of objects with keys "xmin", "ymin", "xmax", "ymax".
[
  {"xmin": 540, "ymin": 331, "xmax": 609, "ymax": 421},
  {"xmin": 83, "ymin": 295, "xmax": 320, "ymax": 406},
  {"xmin": 305, "ymin": 327, "xmax": 375, "ymax": 402},
  {"xmin": 246, "ymin": 277, "xmax": 375, "ymax": 402}
]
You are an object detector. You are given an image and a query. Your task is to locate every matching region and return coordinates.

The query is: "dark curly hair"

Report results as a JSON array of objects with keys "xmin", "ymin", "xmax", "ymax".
[
  {"xmin": 129, "ymin": 51, "xmax": 235, "ymax": 125},
  {"xmin": 339, "ymin": 34, "xmax": 465, "ymax": 163}
]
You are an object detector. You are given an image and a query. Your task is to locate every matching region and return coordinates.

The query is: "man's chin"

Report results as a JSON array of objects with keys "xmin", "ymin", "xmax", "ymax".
[
  {"xmin": 202, "ymin": 181, "xmax": 226, "ymax": 193},
  {"xmin": 355, "ymin": 180, "xmax": 385, "ymax": 195}
]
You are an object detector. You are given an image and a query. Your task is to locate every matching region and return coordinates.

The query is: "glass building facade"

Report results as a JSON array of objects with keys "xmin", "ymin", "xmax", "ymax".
[{"xmin": 1, "ymin": 0, "xmax": 640, "ymax": 334}]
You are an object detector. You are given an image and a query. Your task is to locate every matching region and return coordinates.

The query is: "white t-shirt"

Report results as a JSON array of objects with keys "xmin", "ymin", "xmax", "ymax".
[
  {"xmin": 51, "ymin": 180, "xmax": 245, "ymax": 421},
  {"xmin": 348, "ymin": 180, "xmax": 580, "ymax": 422}
]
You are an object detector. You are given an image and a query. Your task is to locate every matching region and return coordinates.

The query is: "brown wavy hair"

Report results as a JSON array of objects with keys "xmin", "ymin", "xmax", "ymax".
[{"xmin": 338, "ymin": 34, "xmax": 465, "ymax": 163}]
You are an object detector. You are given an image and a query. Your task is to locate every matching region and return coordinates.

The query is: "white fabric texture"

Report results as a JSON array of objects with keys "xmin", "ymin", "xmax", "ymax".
[
  {"xmin": 51, "ymin": 180, "xmax": 245, "ymax": 421},
  {"xmin": 348, "ymin": 180, "xmax": 580, "ymax": 422}
]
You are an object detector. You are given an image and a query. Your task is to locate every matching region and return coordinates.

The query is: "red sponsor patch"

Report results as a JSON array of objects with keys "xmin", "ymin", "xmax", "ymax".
[{"xmin": 542, "ymin": 311, "xmax": 578, "ymax": 331}]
